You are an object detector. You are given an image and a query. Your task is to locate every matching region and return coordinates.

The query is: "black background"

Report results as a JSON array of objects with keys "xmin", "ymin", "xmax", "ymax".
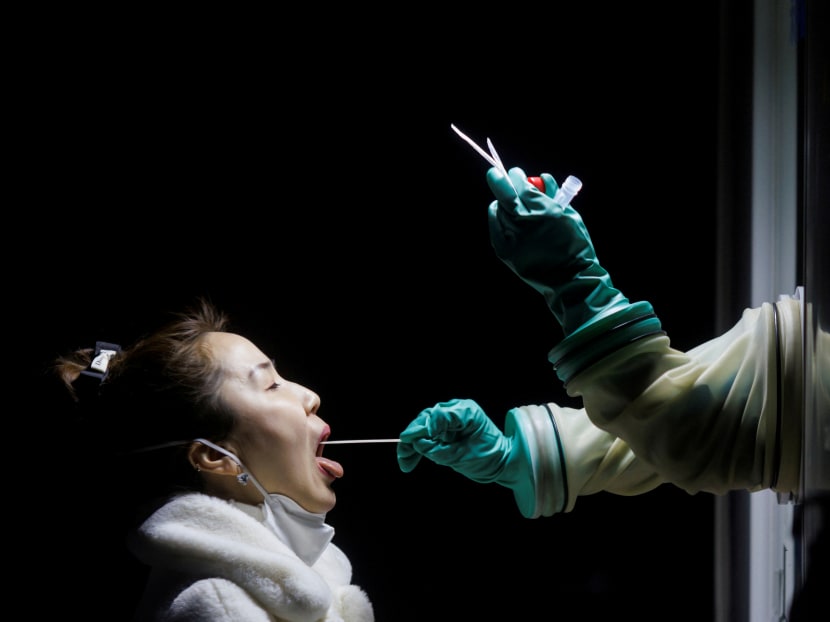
[{"xmin": 26, "ymin": 3, "xmax": 722, "ymax": 619}]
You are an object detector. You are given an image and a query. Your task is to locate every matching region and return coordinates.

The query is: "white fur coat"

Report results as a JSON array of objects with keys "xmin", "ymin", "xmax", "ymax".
[{"xmin": 128, "ymin": 492, "xmax": 374, "ymax": 622}]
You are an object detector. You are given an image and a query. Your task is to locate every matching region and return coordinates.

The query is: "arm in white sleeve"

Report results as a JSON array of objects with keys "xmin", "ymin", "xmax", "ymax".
[
  {"xmin": 509, "ymin": 296, "xmax": 803, "ymax": 518},
  {"xmin": 510, "ymin": 404, "xmax": 666, "ymax": 516},
  {"xmin": 566, "ymin": 296, "xmax": 804, "ymax": 496}
]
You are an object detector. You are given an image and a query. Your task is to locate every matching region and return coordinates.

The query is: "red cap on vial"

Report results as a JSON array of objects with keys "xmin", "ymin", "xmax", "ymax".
[{"xmin": 528, "ymin": 176, "xmax": 545, "ymax": 192}]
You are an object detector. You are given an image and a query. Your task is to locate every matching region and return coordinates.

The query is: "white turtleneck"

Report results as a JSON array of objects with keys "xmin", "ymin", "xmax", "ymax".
[{"xmin": 232, "ymin": 493, "xmax": 335, "ymax": 566}]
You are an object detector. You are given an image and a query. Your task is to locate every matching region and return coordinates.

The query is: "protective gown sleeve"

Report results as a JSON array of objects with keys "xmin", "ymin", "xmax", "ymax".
[
  {"xmin": 511, "ymin": 403, "xmax": 666, "ymax": 516},
  {"xmin": 513, "ymin": 295, "xmax": 803, "ymax": 517}
]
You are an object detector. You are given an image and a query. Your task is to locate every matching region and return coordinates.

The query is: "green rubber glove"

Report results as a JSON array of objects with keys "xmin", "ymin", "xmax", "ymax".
[
  {"xmin": 397, "ymin": 398, "xmax": 535, "ymax": 508},
  {"xmin": 486, "ymin": 167, "xmax": 629, "ymax": 336}
]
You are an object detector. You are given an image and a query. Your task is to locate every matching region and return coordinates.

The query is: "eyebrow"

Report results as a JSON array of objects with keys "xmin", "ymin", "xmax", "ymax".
[{"xmin": 248, "ymin": 359, "xmax": 274, "ymax": 381}]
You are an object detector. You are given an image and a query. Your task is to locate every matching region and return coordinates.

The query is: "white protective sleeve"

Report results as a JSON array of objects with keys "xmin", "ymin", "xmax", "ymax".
[
  {"xmin": 515, "ymin": 403, "xmax": 667, "ymax": 515},
  {"xmin": 518, "ymin": 297, "xmax": 803, "ymax": 516}
]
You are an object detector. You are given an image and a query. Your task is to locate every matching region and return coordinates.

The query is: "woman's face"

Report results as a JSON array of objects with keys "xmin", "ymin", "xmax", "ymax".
[{"xmin": 205, "ymin": 331, "xmax": 342, "ymax": 514}]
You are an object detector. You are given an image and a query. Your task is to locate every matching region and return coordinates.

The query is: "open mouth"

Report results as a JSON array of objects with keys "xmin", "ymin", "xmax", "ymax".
[{"xmin": 316, "ymin": 429, "xmax": 343, "ymax": 479}]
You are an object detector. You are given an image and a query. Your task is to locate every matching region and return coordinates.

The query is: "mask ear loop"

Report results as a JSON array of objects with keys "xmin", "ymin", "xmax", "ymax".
[
  {"xmin": 193, "ymin": 438, "xmax": 270, "ymax": 498},
  {"xmin": 193, "ymin": 438, "xmax": 247, "ymax": 484}
]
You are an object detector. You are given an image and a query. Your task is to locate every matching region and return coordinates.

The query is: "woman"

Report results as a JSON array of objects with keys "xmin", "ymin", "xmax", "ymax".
[{"xmin": 55, "ymin": 298, "xmax": 374, "ymax": 622}]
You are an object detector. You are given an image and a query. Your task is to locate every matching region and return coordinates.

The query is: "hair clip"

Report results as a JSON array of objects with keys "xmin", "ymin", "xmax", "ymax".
[
  {"xmin": 75, "ymin": 341, "xmax": 122, "ymax": 402},
  {"xmin": 80, "ymin": 341, "xmax": 122, "ymax": 382}
]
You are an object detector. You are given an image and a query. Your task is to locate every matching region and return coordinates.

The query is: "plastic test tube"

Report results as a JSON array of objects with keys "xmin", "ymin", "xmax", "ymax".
[{"xmin": 552, "ymin": 175, "xmax": 583, "ymax": 207}]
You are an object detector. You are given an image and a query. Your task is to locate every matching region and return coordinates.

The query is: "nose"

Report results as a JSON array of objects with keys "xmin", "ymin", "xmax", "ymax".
[{"xmin": 302, "ymin": 386, "xmax": 321, "ymax": 415}]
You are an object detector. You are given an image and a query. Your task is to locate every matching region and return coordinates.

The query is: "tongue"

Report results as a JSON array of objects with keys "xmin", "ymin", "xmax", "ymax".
[{"xmin": 317, "ymin": 456, "xmax": 344, "ymax": 479}]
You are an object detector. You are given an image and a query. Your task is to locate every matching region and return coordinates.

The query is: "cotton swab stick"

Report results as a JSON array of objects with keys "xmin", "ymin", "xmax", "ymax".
[{"xmin": 320, "ymin": 439, "xmax": 400, "ymax": 445}]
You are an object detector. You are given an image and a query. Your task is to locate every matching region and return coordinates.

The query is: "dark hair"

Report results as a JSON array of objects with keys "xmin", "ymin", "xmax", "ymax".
[{"xmin": 53, "ymin": 297, "xmax": 241, "ymax": 514}]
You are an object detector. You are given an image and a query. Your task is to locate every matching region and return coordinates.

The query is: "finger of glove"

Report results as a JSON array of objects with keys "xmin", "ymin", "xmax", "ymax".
[
  {"xmin": 486, "ymin": 166, "xmax": 535, "ymax": 257},
  {"xmin": 424, "ymin": 398, "xmax": 489, "ymax": 437},
  {"xmin": 539, "ymin": 173, "xmax": 559, "ymax": 198},
  {"xmin": 517, "ymin": 172, "xmax": 569, "ymax": 216},
  {"xmin": 396, "ymin": 410, "xmax": 434, "ymax": 472},
  {"xmin": 399, "ymin": 410, "xmax": 431, "ymax": 442},
  {"xmin": 488, "ymin": 200, "xmax": 516, "ymax": 261},
  {"xmin": 405, "ymin": 429, "xmax": 507, "ymax": 477},
  {"xmin": 398, "ymin": 400, "xmax": 484, "ymax": 441},
  {"xmin": 396, "ymin": 443, "xmax": 423, "ymax": 472},
  {"xmin": 398, "ymin": 431, "xmax": 471, "ymax": 470},
  {"xmin": 490, "ymin": 168, "xmax": 566, "ymax": 218},
  {"xmin": 485, "ymin": 166, "xmax": 524, "ymax": 207},
  {"xmin": 397, "ymin": 410, "xmax": 437, "ymax": 472}
]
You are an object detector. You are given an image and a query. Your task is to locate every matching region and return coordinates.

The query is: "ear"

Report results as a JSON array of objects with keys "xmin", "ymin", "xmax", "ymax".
[{"xmin": 188, "ymin": 441, "xmax": 241, "ymax": 477}]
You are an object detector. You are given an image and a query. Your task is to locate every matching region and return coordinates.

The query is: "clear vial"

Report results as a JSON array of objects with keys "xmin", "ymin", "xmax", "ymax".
[{"xmin": 553, "ymin": 175, "xmax": 583, "ymax": 207}]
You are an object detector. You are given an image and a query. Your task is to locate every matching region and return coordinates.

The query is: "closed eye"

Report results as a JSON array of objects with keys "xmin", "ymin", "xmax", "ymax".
[{"xmin": 267, "ymin": 359, "xmax": 282, "ymax": 391}]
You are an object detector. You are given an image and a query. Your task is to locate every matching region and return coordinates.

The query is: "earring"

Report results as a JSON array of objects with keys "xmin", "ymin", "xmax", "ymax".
[{"xmin": 237, "ymin": 473, "xmax": 249, "ymax": 486}]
